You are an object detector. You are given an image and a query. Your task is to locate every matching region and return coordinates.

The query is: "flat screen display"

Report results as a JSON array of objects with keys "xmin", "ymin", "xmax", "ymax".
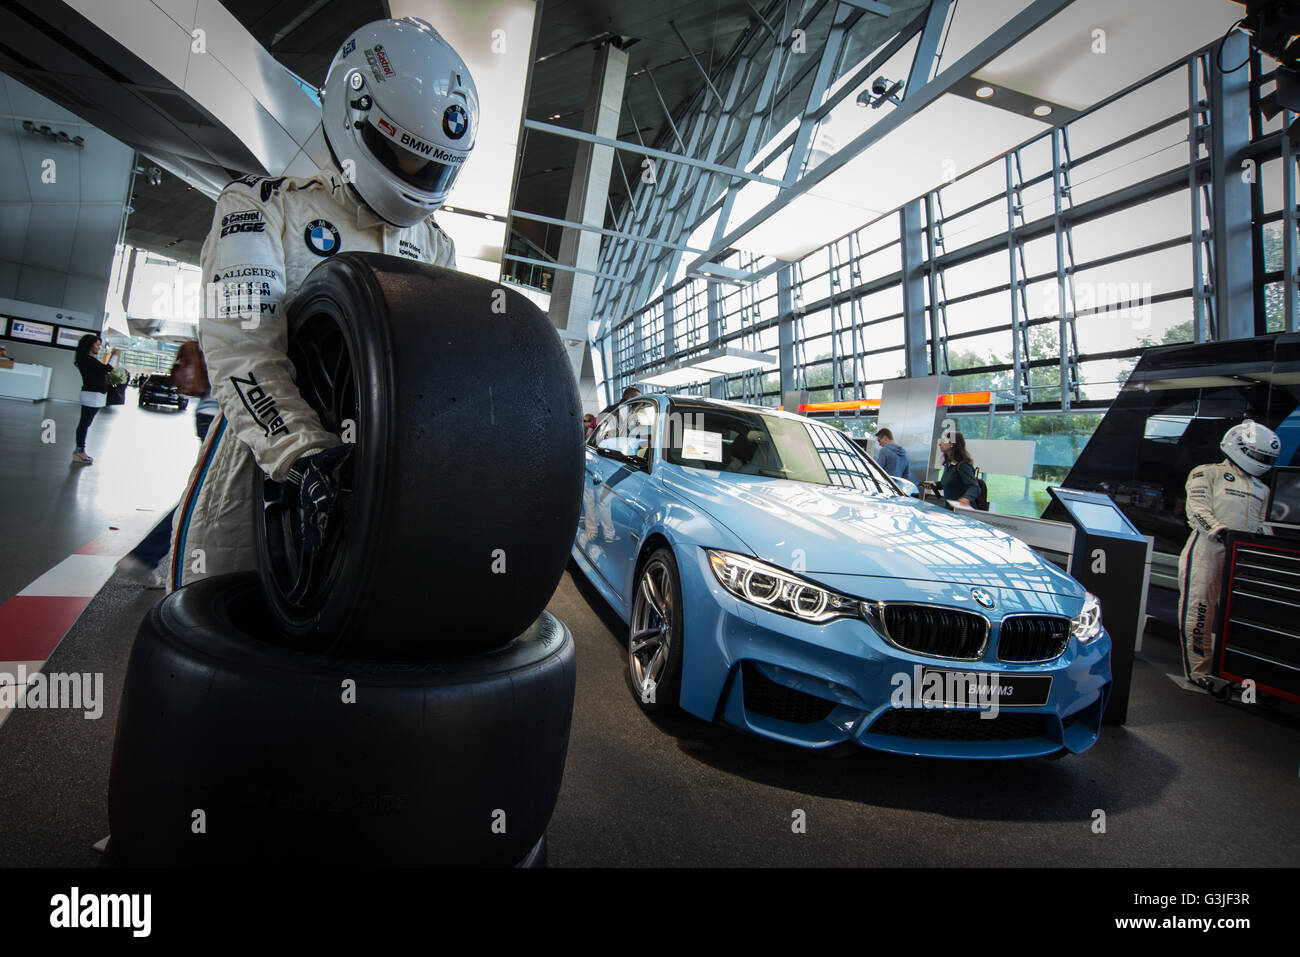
[
  {"xmin": 1067, "ymin": 500, "xmax": 1139, "ymax": 535},
  {"xmin": 1050, "ymin": 488, "xmax": 1143, "ymax": 538},
  {"xmin": 1267, "ymin": 468, "xmax": 1300, "ymax": 526}
]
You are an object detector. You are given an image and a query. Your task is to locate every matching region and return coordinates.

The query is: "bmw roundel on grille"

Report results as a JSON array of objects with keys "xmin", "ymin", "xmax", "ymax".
[
  {"xmin": 442, "ymin": 104, "xmax": 468, "ymax": 139},
  {"xmin": 304, "ymin": 219, "xmax": 341, "ymax": 257},
  {"xmin": 971, "ymin": 588, "xmax": 995, "ymax": 609}
]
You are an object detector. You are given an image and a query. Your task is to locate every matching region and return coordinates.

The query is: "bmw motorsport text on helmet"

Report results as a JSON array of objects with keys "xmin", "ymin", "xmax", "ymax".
[
  {"xmin": 1221, "ymin": 420, "xmax": 1281, "ymax": 477},
  {"xmin": 322, "ymin": 18, "xmax": 479, "ymax": 227}
]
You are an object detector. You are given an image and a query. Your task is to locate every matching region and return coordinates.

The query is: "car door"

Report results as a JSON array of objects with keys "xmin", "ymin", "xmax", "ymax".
[
  {"xmin": 579, "ymin": 412, "xmax": 619, "ymax": 560},
  {"xmin": 586, "ymin": 400, "xmax": 660, "ymax": 607}
]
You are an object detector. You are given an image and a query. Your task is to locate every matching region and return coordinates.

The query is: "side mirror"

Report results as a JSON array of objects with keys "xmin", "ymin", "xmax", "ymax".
[{"xmin": 894, "ymin": 477, "xmax": 920, "ymax": 498}]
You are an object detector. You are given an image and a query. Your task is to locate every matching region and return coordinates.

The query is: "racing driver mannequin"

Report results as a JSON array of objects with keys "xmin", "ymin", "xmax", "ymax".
[
  {"xmin": 1178, "ymin": 421, "xmax": 1281, "ymax": 686},
  {"xmin": 169, "ymin": 17, "xmax": 478, "ymax": 590}
]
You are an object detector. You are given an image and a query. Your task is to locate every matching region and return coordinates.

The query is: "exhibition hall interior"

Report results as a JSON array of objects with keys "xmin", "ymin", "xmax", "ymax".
[{"xmin": 0, "ymin": 0, "xmax": 1297, "ymax": 883}]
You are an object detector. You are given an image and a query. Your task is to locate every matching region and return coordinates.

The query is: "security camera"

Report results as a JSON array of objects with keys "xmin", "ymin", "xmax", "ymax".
[{"xmin": 867, "ymin": 76, "xmax": 903, "ymax": 109}]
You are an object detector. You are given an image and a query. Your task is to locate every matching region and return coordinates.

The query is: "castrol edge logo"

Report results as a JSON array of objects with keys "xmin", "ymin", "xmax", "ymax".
[{"xmin": 370, "ymin": 106, "xmax": 466, "ymax": 166}]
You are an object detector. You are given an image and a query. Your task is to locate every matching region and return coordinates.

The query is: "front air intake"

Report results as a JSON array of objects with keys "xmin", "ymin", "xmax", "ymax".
[
  {"xmin": 875, "ymin": 603, "xmax": 989, "ymax": 660},
  {"xmin": 997, "ymin": 615, "xmax": 1071, "ymax": 662}
]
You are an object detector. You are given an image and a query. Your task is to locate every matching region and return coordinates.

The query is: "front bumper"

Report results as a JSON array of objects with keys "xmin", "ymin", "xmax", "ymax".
[{"xmin": 675, "ymin": 547, "xmax": 1112, "ymax": 759}]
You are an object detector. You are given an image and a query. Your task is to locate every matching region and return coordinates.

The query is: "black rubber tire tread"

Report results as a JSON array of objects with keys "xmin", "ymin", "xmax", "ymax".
[
  {"xmin": 107, "ymin": 573, "xmax": 576, "ymax": 867},
  {"xmin": 255, "ymin": 252, "xmax": 584, "ymax": 657}
]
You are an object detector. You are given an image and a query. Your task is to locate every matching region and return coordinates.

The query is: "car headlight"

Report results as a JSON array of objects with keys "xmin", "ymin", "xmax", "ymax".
[
  {"xmin": 706, "ymin": 550, "xmax": 860, "ymax": 624},
  {"xmin": 1071, "ymin": 592, "xmax": 1102, "ymax": 643}
]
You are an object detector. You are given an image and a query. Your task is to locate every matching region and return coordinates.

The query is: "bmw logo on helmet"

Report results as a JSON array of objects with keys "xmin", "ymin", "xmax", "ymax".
[
  {"xmin": 971, "ymin": 588, "xmax": 995, "ymax": 609},
  {"xmin": 443, "ymin": 104, "xmax": 468, "ymax": 139},
  {"xmin": 304, "ymin": 219, "xmax": 341, "ymax": 257}
]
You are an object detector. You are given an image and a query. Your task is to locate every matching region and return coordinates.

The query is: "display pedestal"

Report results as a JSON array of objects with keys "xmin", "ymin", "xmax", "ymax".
[{"xmin": 1048, "ymin": 488, "xmax": 1153, "ymax": 726}]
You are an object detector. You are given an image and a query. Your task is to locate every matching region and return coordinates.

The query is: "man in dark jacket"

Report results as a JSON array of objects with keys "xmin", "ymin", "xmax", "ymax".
[{"xmin": 874, "ymin": 428, "xmax": 911, "ymax": 480}]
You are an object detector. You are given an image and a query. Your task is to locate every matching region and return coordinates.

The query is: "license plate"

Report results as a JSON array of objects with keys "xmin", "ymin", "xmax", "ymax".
[{"xmin": 919, "ymin": 668, "xmax": 1053, "ymax": 708}]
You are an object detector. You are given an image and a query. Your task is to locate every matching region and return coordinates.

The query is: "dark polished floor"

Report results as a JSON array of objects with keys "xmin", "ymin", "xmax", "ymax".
[{"xmin": 2, "ymin": 558, "xmax": 1297, "ymax": 868}]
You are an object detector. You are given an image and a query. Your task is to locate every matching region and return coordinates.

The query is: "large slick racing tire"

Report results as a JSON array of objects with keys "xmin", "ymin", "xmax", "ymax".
[
  {"xmin": 255, "ymin": 253, "xmax": 584, "ymax": 657},
  {"xmin": 106, "ymin": 573, "xmax": 576, "ymax": 867}
]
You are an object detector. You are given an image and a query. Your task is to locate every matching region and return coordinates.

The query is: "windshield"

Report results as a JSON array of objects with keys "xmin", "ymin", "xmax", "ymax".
[{"xmin": 663, "ymin": 403, "xmax": 897, "ymax": 496}]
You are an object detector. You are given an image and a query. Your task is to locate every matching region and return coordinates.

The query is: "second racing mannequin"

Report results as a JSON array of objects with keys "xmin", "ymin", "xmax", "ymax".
[{"xmin": 1178, "ymin": 421, "xmax": 1280, "ymax": 686}]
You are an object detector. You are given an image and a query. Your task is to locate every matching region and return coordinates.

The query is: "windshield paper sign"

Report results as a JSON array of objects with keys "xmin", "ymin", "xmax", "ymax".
[{"xmin": 683, "ymin": 428, "xmax": 723, "ymax": 462}]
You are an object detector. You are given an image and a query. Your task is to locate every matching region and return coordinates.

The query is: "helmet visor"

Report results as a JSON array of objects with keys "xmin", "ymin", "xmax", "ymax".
[
  {"xmin": 1242, "ymin": 444, "xmax": 1278, "ymax": 465},
  {"xmin": 361, "ymin": 119, "xmax": 462, "ymax": 195}
]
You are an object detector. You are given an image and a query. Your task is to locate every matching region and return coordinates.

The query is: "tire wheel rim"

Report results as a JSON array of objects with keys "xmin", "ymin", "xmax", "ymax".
[
  {"xmin": 630, "ymin": 558, "xmax": 673, "ymax": 700},
  {"xmin": 257, "ymin": 309, "xmax": 358, "ymax": 611}
]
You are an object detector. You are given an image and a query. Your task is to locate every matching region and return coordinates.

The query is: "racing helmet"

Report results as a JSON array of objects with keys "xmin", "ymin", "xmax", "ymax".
[
  {"xmin": 1221, "ymin": 420, "xmax": 1281, "ymax": 476},
  {"xmin": 322, "ymin": 18, "xmax": 478, "ymax": 227}
]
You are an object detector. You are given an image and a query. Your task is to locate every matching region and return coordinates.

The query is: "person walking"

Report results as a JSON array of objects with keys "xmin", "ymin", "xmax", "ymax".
[
  {"xmin": 923, "ymin": 431, "xmax": 981, "ymax": 507},
  {"xmin": 874, "ymin": 427, "xmax": 911, "ymax": 480},
  {"xmin": 72, "ymin": 334, "xmax": 114, "ymax": 465}
]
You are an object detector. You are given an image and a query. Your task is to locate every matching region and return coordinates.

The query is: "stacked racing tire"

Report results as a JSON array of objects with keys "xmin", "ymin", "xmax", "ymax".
[{"xmin": 107, "ymin": 255, "xmax": 584, "ymax": 866}]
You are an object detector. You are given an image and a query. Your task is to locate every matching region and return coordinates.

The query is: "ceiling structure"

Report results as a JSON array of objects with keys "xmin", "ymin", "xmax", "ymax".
[
  {"xmin": 93, "ymin": 0, "xmax": 760, "ymax": 266},
  {"xmin": 0, "ymin": 73, "xmax": 135, "ymax": 327},
  {"xmin": 514, "ymin": 1, "xmax": 754, "ymax": 255},
  {"xmin": 0, "ymin": 0, "xmax": 1252, "ymax": 279}
]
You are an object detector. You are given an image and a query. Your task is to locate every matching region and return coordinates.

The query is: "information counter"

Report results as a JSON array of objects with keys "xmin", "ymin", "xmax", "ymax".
[{"xmin": 0, "ymin": 361, "xmax": 52, "ymax": 401}]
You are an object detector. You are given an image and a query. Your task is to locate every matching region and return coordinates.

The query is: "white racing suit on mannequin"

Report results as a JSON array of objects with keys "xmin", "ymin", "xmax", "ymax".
[
  {"xmin": 1177, "ymin": 459, "xmax": 1270, "ymax": 681},
  {"xmin": 168, "ymin": 162, "xmax": 456, "ymax": 590}
]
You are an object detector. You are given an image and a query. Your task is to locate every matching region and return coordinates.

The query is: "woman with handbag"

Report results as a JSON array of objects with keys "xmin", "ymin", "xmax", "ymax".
[{"xmin": 72, "ymin": 334, "xmax": 114, "ymax": 465}]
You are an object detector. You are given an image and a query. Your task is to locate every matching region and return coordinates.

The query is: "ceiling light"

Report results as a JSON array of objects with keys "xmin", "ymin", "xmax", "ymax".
[
  {"xmin": 640, "ymin": 346, "xmax": 778, "ymax": 388},
  {"xmin": 1033, "ymin": 104, "xmax": 1053, "ymax": 117},
  {"xmin": 976, "ymin": 85, "xmax": 996, "ymax": 98}
]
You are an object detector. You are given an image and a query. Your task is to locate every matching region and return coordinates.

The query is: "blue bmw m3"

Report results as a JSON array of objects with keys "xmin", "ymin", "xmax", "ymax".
[{"xmin": 573, "ymin": 394, "xmax": 1112, "ymax": 759}]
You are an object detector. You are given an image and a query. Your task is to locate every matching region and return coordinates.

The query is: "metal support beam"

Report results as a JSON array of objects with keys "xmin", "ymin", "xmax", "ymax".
[
  {"xmin": 502, "ymin": 254, "xmax": 621, "ymax": 281},
  {"xmin": 1284, "ymin": 111, "xmax": 1299, "ymax": 333},
  {"xmin": 899, "ymin": 201, "xmax": 928, "ymax": 375},
  {"xmin": 684, "ymin": 0, "xmax": 1078, "ymax": 276},
  {"xmin": 905, "ymin": 0, "xmax": 952, "ymax": 92},
  {"xmin": 744, "ymin": 0, "xmax": 779, "ymax": 42},
  {"xmin": 707, "ymin": 280, "xmax": 725, "ymax": 398},
  {"xmin": 547, "ymin": 41, "xmax": 628, "ymax": 377},
  {"xmin": 784, "ymin": 4, "xmax": 857, "ymax": 186},
  {"xmin": 923, "ymin": 192, "xmax": 944, "ymax": 374},
  {"xmin": 508, "ymin": 208, "xmax": 709, "ymax": 255},
  {"xmin": 1050, "ymin": 129, "xmax": 1071, "ymax": 409},
  {"xmin": 522, "ymin": 120, "xmax": 785, "ymax": 187},
  {"xmin": 644, "ymin": 65, "xmax": 686, "ymax": 152},
  {"xmin": 1209, "ymin": 29, "xmax": 1255, "ymax": 339},
  {"xmin": 669, "ymin": 20, "xmax": 725, "ymax": 106}
]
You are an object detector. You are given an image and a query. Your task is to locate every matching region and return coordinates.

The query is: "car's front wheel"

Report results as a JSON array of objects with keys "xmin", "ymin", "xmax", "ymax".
[{"xmin": 628, "ymin": 547, "xmax": 685, "ymax": 713}]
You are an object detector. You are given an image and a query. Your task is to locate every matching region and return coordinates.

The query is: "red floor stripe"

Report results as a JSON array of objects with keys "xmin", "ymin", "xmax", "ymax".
[{"xmin": 0, "ymin": 596, "xmax": 93, "ymax": 661}]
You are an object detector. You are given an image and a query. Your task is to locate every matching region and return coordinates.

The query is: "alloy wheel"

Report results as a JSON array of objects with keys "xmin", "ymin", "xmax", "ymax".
[{"xmin": 629, "ymin": 557, "xmax": 673, "ymax": 699}]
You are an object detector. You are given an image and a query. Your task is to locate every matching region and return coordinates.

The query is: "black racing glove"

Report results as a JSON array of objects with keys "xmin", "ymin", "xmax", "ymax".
[{"xmin": 286, "ymin": 445, "xmax": 352, "ymax": 553}]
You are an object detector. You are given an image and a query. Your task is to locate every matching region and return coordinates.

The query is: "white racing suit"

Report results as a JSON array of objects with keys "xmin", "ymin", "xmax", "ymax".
[
  {"xmin": 168, "ymin": 162, "xmax": 456, "ymax": 590},
  {"xmin": 1177, "ymin": 459, "xmax": 1270, "ymax": 681}
]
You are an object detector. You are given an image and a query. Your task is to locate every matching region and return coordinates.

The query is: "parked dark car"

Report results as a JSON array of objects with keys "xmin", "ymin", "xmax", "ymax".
[{"xmin": 138, "ymin": 374, "xmax": 188, "ymax": 411}]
